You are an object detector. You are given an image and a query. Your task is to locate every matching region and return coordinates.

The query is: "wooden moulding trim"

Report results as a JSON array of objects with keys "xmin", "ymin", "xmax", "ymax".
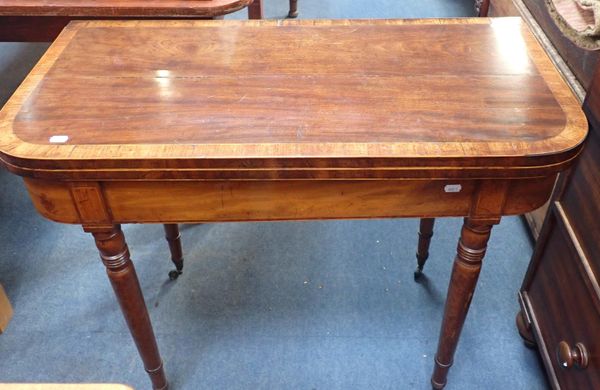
[
  {"xmin": 555, "ymin": 202, "xmax": 600, "ymax": 306},
  {"xmin": 520, "ymin": 291, "xmax": 561, "ymax": 389},
  {"xmin": 0, "ymin": 145, "xmax": 585, "ymax": 170},
  {"xmin": 517, "ymin": 291, "xmax": 533, "ymax": 328},
  {"xmin": 0, "ymin": 1, "xmax": 253, "ymax": 17},
  {"xmin": 0, "ymin": 18, "xmax": 588, "ymax": 179},
  {"xmin": 0, "ymin": 148, "xmax": 583, "ymax": 180}
]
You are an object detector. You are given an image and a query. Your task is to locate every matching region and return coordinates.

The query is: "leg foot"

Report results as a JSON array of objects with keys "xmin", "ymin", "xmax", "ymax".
[
  {"xmin": 89, "ymin": 225, "xmax": 168, "ymax": 390},
  {"xmin": 288, "ymin": 0, "xmax": 298, "ymax": 18},
  {"xmin": 415, "ymin": 218, "xmax": 435, "ymax": 280},
  {"xmin": 163, "ymin": 224, "xmax": 184, "ymax": 279},
  {"xmin": 414, "ymin": 268, "xmax": 423, "ymax": 281},
  {"xmin": 477, "ymin": 0, "xmax": 490, "ymax": 17},
  {"xmin": 516, "ymin": 310, "xmax": 537, "ymax": 349},
  {"xmin": 248, "ymin": 0, "xmax": 263, "ymax": 19},
  {"xmin": 430, "ymin": 218, "xmax": 498, "ymax": 388}
]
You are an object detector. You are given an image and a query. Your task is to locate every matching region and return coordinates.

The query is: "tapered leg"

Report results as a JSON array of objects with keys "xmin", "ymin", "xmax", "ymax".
[
  {"xmin": 288, "ymin": 0, "xmax": 298, "ymax": 18},
  {"xmin": 476, "ymin": 0, "xmax": 490, "ymax": 16},
  {"xmin": 248, "ymin": 0, "xmax": 263, "ymax": 19},
  {"xmin": 414, "ymin": 218, "xmax": 435, "ymax": 280},
  {"xmin": 91, "ymin": 225, "xmax": 168, "ymax": 390},
  {"xmin": 163, "ymin": 224, "xmax": 184, "ymax": 280},
  {"xmin": 431, "ymin": 218, "xmax": 497, "ymax": 389}
]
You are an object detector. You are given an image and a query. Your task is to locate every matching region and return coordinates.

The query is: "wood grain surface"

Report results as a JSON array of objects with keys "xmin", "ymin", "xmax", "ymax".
[
  {"xmin": 0, "ymin": 18, "xmax": 588, "ymax": 180},
  {"xmin": 0, "ymin": 0, "xmax": 252, "ymax": 41},
  {"xmin": 23, "ymin": 176, "xmax": 556, "ymax": 224},
  {"xmin": 0, "ymin": 0, "xmax": 252, "ymax": 16}
]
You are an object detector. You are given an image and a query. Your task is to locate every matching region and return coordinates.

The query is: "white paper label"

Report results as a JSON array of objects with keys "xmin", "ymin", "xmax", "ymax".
[
  {"xmin": 444, "ymin": 184, "xmax": 462, "ymax": 193},
  {"xmin": 49, "ymin": 135, "xmax": 69, "ymax": 143}
]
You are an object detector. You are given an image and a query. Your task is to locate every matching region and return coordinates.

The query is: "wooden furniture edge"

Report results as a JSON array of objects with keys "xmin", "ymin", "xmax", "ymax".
[
  {"xmin": 0, "ymin": 0, "xmax": 254, "ymax": 41},
  {"xmin": 493, "ymin": 1, "xmax": 590, "ymax": 240},
  {"xmin": 519, "ymin": 290, "xmax": 562, "ymax": 388},
  {"xmin": 0, "ymin": 0, "xmax": 253, "ymax": 17}
]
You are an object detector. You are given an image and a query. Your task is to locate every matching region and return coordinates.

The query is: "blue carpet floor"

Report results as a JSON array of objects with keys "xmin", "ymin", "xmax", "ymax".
[{"xmin": 0, "ymin": 1, "xmax": 549, "ymax": 389}]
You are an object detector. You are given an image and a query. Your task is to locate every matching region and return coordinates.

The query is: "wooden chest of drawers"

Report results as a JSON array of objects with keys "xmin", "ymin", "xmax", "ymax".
[
  {"xmin": 490, "ymin": 2, "xmax": 600, "ymax": 388},
  {"xmin": 518, "ymin": 68, "xmax": 600, "ymax": 389}
]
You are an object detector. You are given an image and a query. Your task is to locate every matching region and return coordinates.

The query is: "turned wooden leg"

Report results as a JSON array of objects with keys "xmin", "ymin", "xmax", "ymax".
[
  {"xmin": 288, "ymin": 0, "xmax": 299, "ymax": 18},
  {"xmin": 477, "ymin": 0, "xmax": 490, "ymax": 17},
  {"xmin": 163, "ymin": 224, "xmax": 184, "ymax": 280},
  {"xmin": 415, "ymin": 218, "xmax": 435, "ymax": 280},
  {"xmin": 90, "ymin": 225, "xmax": 168, "ymax": 390},
  {"xmin": 431, "ymin": 218, "xmax": 497, "ymax": 389},
  {"xmin": 248, "ymin": 0, "xmax": 263, "ymax": 19}
]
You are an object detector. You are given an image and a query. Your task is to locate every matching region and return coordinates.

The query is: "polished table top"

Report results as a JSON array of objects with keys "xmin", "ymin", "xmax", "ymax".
[{"xmin": 0, "ymin": 18, "xmax": 587, "ymax": 181}]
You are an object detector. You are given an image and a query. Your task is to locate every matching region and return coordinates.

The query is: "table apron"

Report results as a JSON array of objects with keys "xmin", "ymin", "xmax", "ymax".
[{"xmin": 22, "ymin": 176, "xmax": 556, "ymax": 225}]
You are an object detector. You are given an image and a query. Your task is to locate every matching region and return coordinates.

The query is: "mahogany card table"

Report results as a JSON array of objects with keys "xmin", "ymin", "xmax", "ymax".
[
  {"xmin": 0, "ymin": 18, "xmax": 587, "ymax": 389},
  {"xmin": 0, "ymin": 0, "xmax": 256, "ymax": 41}
]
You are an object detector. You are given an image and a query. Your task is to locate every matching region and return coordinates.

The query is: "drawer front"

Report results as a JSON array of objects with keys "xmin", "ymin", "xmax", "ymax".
[
  {"xmin": 526, "ymin": 208, "xmax": 600, "ymax": 389},
  {"xmin": 561, "ymin": 127, "xmax": 600, "ymax": 281}
]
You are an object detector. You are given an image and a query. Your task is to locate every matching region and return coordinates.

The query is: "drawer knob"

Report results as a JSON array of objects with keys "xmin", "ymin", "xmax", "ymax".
[{"xmin": 557, "ymin": 341, "xmax": 589, "ymax": 369}]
